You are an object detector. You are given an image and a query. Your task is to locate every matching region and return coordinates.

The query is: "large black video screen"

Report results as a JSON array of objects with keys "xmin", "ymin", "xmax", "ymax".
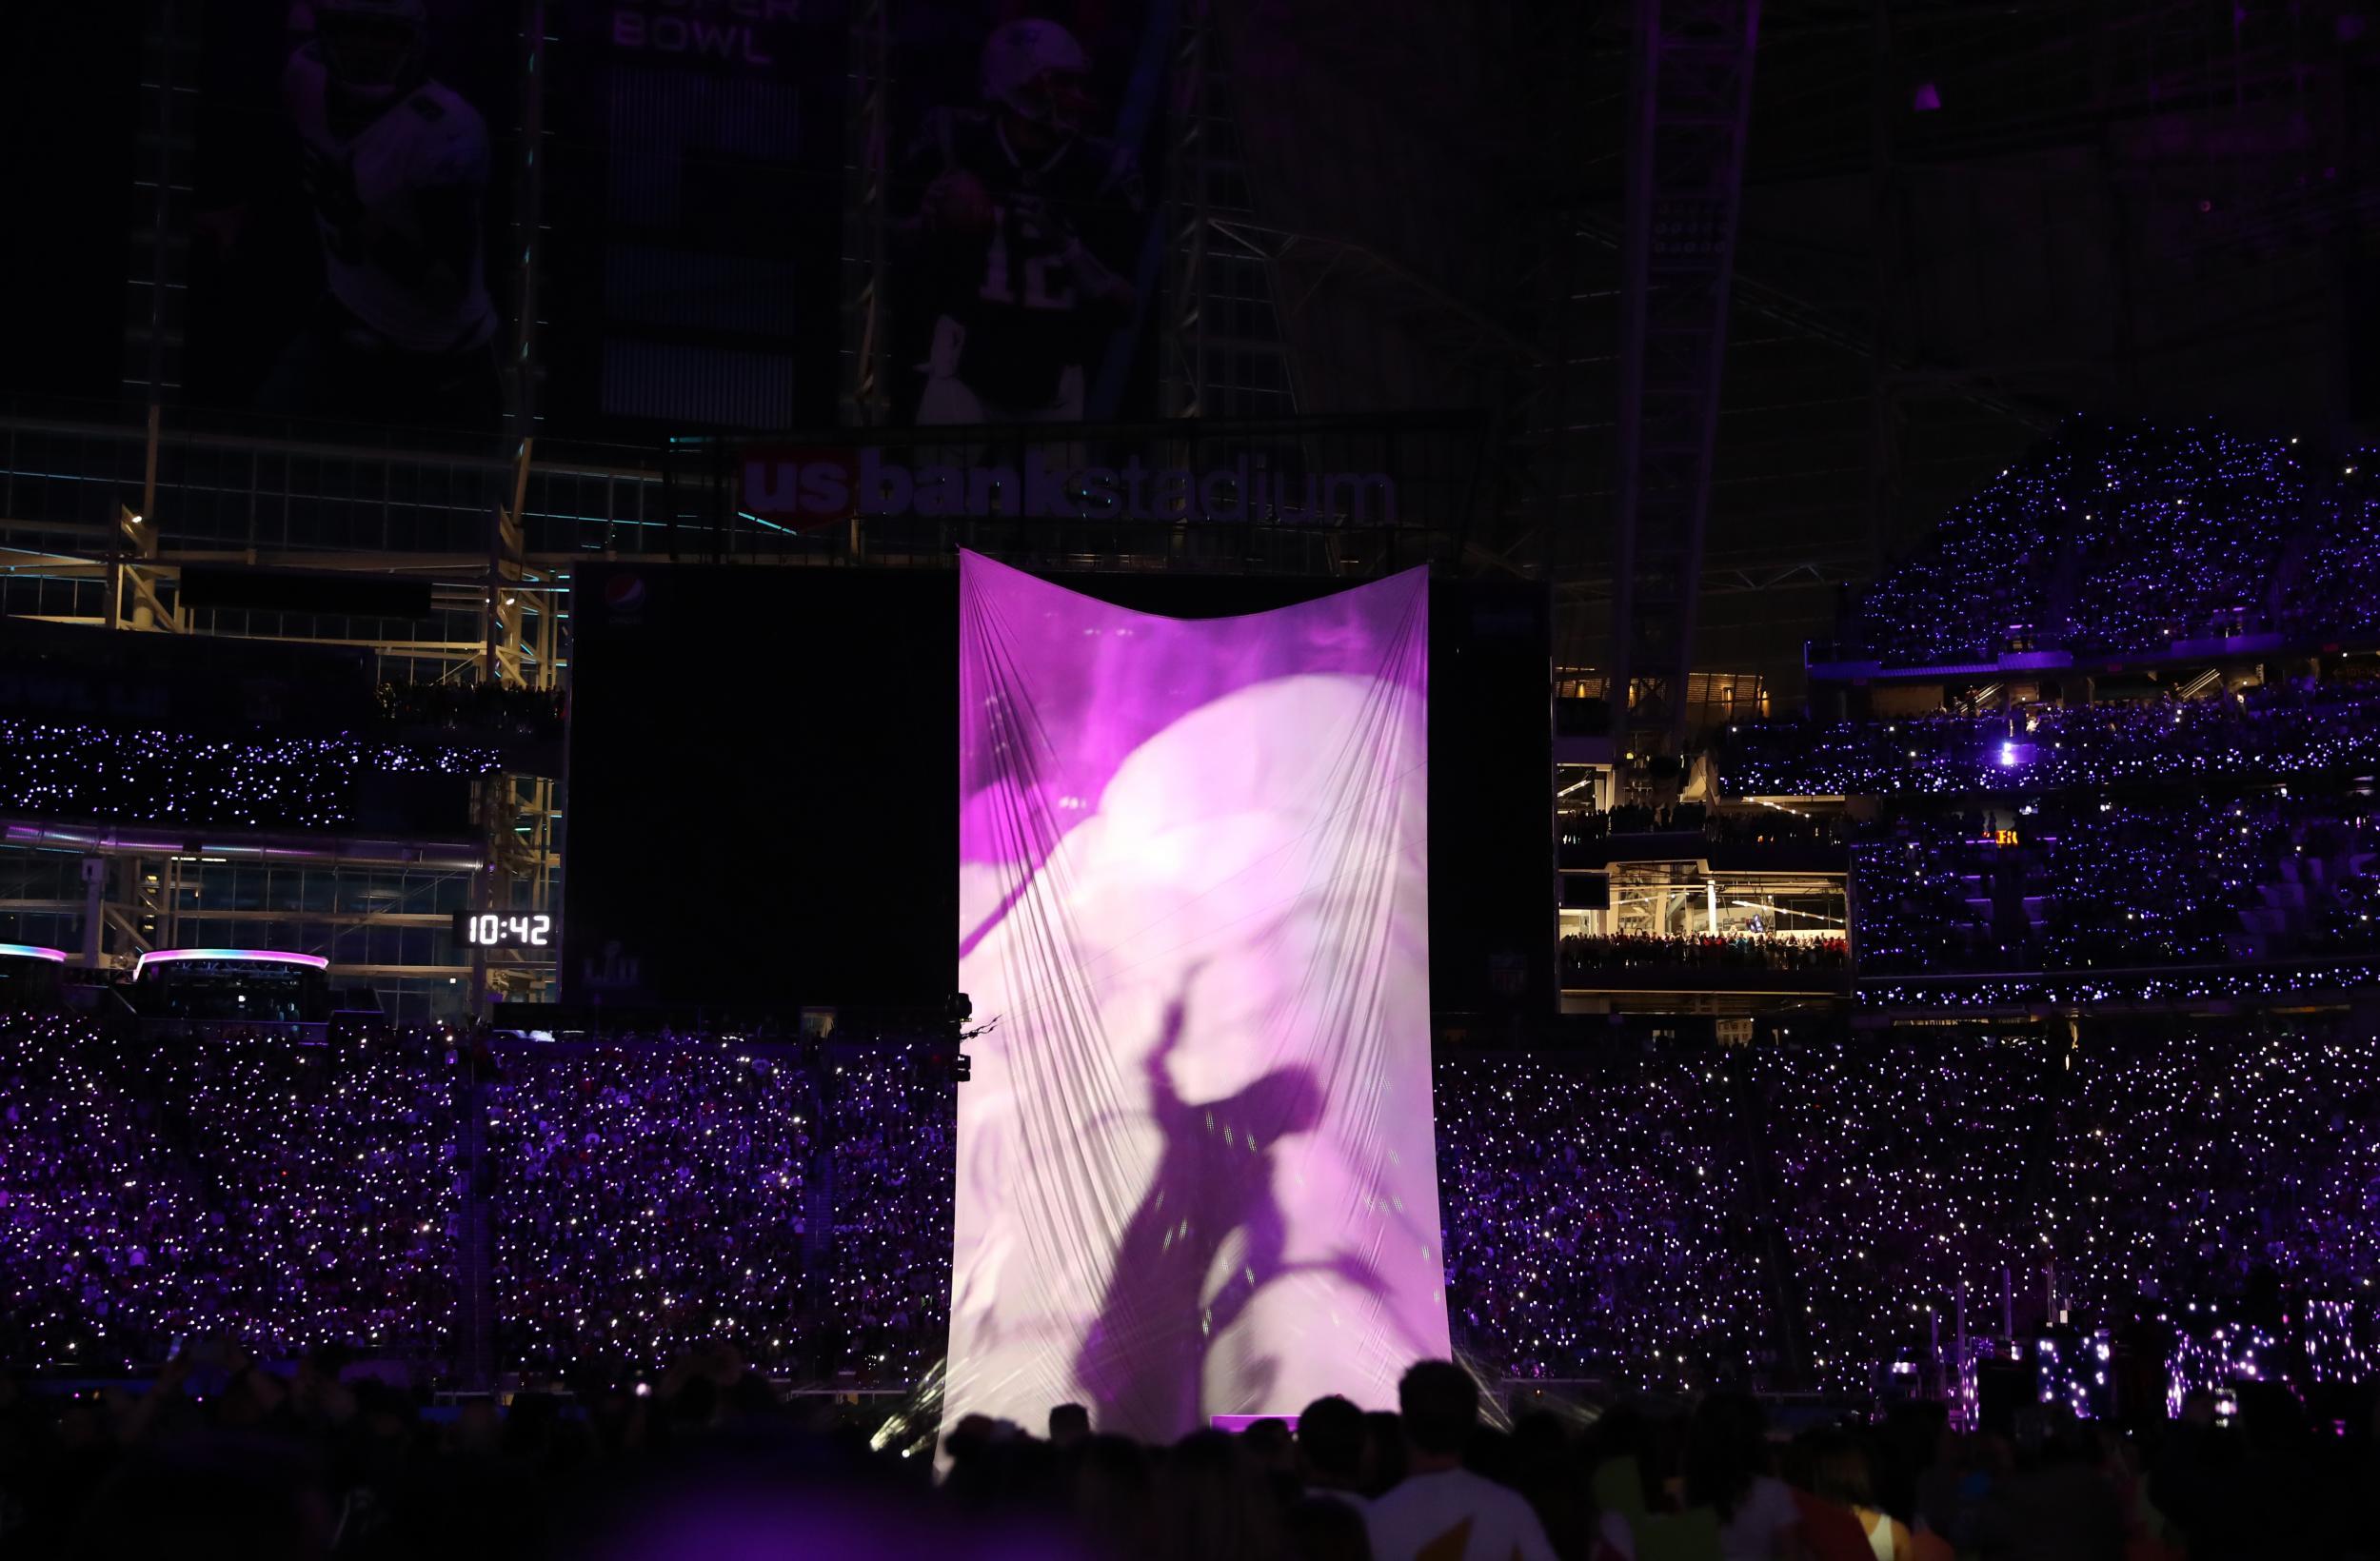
[{"xmin": 562, "ymin": 565, "xmax": 1545, "ymax": 1015}]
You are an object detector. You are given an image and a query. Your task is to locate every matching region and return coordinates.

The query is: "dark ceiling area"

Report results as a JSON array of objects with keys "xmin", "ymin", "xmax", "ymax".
[{"xmin": 1219, "ymin": 0, "xmax": 2378, "ymax": 693}]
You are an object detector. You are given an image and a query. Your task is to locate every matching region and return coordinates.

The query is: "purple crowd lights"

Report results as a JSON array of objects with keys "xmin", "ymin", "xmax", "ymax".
[
  {"xmin": 1721, "ymin": 680, "xmax": 2380, "ymax": 800},
  {"xmin": 1831, "ymin": 421, "xmax": 2380, "ymax": 668},
  {"xmin": 1850, "ymin": 789, "xmax": 2380, "ymax": 991},
  {"xmin": 1, "ymin": 1013, "xmax": 2376, "ymax": 1404},
  {"xmin": 487, "ymin": 1038, "xmax": 952, "ymax": 1381},
  {"xmin": 0, "ymin": 716, "xmax": 502, "ymax": 833}
]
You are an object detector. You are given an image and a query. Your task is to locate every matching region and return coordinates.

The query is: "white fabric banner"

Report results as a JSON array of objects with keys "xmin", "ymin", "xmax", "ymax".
[{"xmin": 947, "ymin": 553, "xmax": 1447, "ymax": 1443}]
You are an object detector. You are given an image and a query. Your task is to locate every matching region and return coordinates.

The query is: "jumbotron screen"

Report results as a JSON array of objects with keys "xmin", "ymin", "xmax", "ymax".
[{"xmin": 562, "ymin": 563, "xmax": 1549, "ymax": 1020}]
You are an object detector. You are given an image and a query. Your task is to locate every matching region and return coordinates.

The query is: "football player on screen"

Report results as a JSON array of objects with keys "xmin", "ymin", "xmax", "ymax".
[
  {"xmin": 902, "ymin": 18, "xmax": 1143, "ymax": 426},
  {"xmin": 259, "ymin": 0, "xmax": 500, "ymax": 426}
]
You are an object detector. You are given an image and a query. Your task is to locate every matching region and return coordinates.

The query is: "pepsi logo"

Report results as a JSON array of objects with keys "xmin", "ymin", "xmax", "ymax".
[{"xmin": 603, "ymin": 574, "xmax": 646, "ymax": 614}]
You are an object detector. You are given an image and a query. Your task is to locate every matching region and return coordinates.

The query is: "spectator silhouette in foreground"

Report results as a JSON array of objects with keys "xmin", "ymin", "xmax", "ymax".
[
  {"xmin": 1364, "ymin": 1360, "xmax": 1554, "ymax": 1561},
  {"xmin": 1156, "ymin": 1427, "xmax": 1292, "ymax": 1561},
  {"xmin": 1682, "ymin": 1391, "xmax": 1798, "ymax": 1561},
  {"xmin": 1050, "ymin": 1402, "xmax": 1092, "ymax": 1447},
  {"xmin": 1298, "ymin": 1394, "xmax": 1371, "ymax": 1510},
  {"xmin": 1970, "ymin": 1409, "xmax": 2124, "ymax": 1561}
]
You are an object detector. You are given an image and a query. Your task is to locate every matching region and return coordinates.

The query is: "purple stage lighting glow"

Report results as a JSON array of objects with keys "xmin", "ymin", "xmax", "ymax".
[
  {"xmin": 132, "ymin": 948, "xmax": 330, "ymax": 977},
  {"xmin": 946, "ymin": 553, "xmax": 1446, "ymax": 1445},
  {"xmin": 1211, "ymin": 1413, "xmax": 1301, "ymax": 1433},
  {"xmin": 0, "ymin": 943, "xmax": 69, "ymax": 963}
]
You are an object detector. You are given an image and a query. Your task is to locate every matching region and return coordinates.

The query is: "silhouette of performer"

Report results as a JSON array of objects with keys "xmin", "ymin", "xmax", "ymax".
[{"xmin": 1073, "ymin": 977, "xmax": 1379, "ymax": 1438}]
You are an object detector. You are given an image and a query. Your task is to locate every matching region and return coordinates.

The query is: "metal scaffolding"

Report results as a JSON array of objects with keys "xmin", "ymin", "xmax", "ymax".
[
  {"xmin": 1605, "ymin": 0, "xmax": 1763, "ymax": 748},
  {"xmin": 1160, "ymin": 2, "xmax": 1300, "ymax": 421},
  {"xmin": 838, "ymin": 0, "xmax": 895, "ymax": 427}
]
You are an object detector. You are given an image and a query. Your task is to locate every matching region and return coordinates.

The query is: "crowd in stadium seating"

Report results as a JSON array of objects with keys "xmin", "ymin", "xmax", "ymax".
[
  {"xmin": 0, "ymin": 682, "xmax": 546, "ymax": 836},
  {"xmin": 1558, "ymin": 934, "xmax": 1849, "ymax": 980},
  {"xmin": 0, "ymin": 1018, "xmax": 955, "ymax": 1385},
  {"xmin": 376, "ymin": 680, "xmax": 566, "ymax": 742},
  {"xmin": 1835, "ymin": 434, "xmax": 2068, "ymax": 667},
  {"xmin": 1435, "ymin": 1049, "xmax": 1771, "ymax": 1386},
  {"xmin": 1759, "ymin": 1036, "xmax": 2046, "ymax": 1394},
  {"xmin": 1, "ymin": 1013, "xmax": 2377, "ymax": 1552},
  {"xmin": 1436, "ymin": 1021, "xmax": 2380, "ymax": 1402},
  {"xmin": 1854, "ymin": 959, "xmax": 2380, "ymax": 1010},
  {"xmin": 486, "ymin": 1041, "xmax": 826, "ymax": 1378},
  {"xmin": 1572, "ymin": 802, "xmax": 1709, "ymax": 836},
  {"xmin": 178, "ymin": 1033, "xmax": 462, "ymax": 1359},
  {"xmin": 6, "ymin": 1014, "xmax": 2374, "ymax": 1404},
  {"xmin": 0, "ymin": 1018, "xmax": 461, "ymax": 1366},
  {"xmin": 0, "ymin": 1016, "xmax": 210, "ymax": 1369},
  {"xmin": 2058, "ymin": 429, "xmax": 2299, "ymax": 658},
  {"xmin": 1852, "ymin": 788, "xmax": 2380, "ymax": 977},
  {"xmin": 2289, "ymin": 481, "xmax": 2380, "ymax": 641},
  {"xmin": 1566, "ymin": 806, "xmax": 1850, "ymax": 847},
  {"xmin": 1718, "ymin": 678, "xmax": 2380, "ymax": 799},
  {"xmin": 1835, "ymin": 422, "xmax": 2380, "ymax": 667},
  {"xmin": 822, "ymin": 1052, "xmax": 956, "ymax": 1386},
  {"xmin": 2046, "ymin": 1021, "xmax": 2380, "ymax": 1337},
  {"xmin": 6, "ymin": 1013, "xmax": 2375, "ymax": 1412},
  {"xmin": 485, "ymin": 1040, "xmax": 956, "ymax": 1385},
  {"xmin": 0, "ymin": 716, "xmax": 503, "ymax": 830},
  {"xmin": 1696, "ymin": 808, "xmax": 1851, "ymax": 846}
]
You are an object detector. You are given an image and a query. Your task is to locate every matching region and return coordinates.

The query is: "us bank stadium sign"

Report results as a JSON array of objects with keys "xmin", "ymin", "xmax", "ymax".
[{"xmin": 739, "ymin": 445, "xmax": 1399, "ymax": 529}]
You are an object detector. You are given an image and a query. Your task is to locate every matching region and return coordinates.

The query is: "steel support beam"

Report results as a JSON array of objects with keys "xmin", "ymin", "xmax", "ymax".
[
  {"xmin": 507, "ymin": 0, "xmax": 545, "ymax": 445},
  {"xmin": 838, "ymin": 0, "xmax": 893, "ymax": 426},
  {"xmin": 123, "ymin": 0, "xmax": 194, "ymax": 412},
  {"xmin": 1160, "ymin": 4, "xmax": 1301, "ymax": 420},
  {"xmin": 1865, "ymin": 0, "xmax": 1901, "ymax": 576},
  {"xmin": 1160, "ymin": 3, "xmax": 1213, "ymax": 418},
  {"xmin": 1606, "ymin": 0, "xmax": 1761, "ymax": 748}
]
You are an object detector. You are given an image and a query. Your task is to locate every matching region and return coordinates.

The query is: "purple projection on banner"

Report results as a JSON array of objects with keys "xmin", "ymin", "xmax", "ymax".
[{"xmin": 949, "ymin": 552, "xmax": 1446, "ymax": 1445}]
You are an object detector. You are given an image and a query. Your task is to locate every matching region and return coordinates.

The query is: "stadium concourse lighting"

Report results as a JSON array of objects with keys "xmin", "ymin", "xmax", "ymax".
[
  {"xmin": 1728, "ymin": 900, "xmax": 1843, "ymax": 926},
  {"xmin": 0, "ymin": 943, "xmax": 69, "ymax": 962},
  {"xmin": 132, "ymin": 948, "xmax": 330, "ymax": 977}
]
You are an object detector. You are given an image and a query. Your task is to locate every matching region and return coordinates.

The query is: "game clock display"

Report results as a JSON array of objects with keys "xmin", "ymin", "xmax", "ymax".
[{"xmin": 452, "ymin": 912, "xmax": 554, "ymax": 950}]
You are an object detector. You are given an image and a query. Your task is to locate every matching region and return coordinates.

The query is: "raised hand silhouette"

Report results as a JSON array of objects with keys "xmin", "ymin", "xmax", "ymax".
[{"xmin": 1072, "ymin": 971, "xmax": 1331, "ymax": 1440}]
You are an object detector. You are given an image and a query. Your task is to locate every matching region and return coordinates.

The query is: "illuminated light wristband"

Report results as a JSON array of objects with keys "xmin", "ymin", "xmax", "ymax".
[
  {"xmin": 133, "ymin": 947, "xmax": 330, "ymax": 977},
  {"xmin": 0, "ymin": 943, "xmax": 69, "ymax": 963}
]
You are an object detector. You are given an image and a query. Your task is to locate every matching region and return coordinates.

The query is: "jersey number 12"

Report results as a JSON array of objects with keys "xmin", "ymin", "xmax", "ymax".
[{"xmin": 979, "ymin": 207, "xmax": 1076, "ymax": 310}]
